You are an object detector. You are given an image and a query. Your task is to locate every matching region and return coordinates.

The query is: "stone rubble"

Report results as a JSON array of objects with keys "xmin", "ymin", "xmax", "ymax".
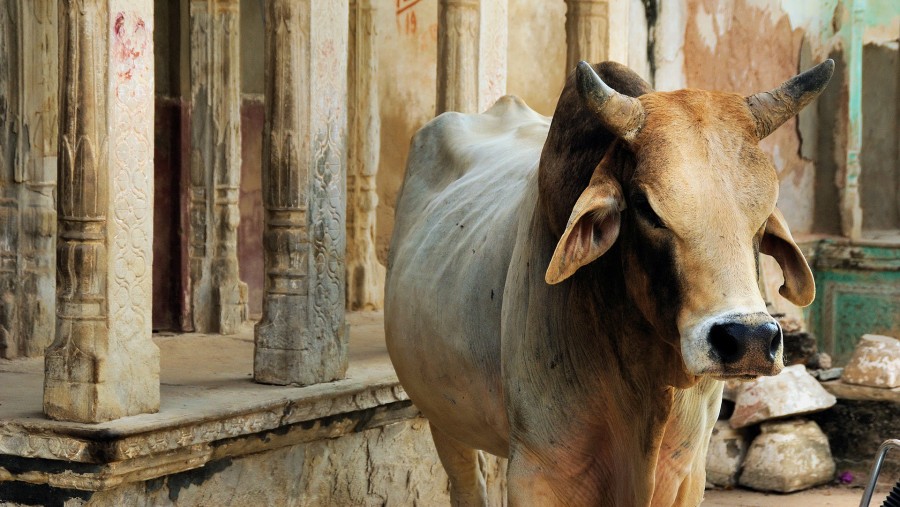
[
  {"xmin": 807, "ymin": 351, "xmax": 833, "ymax": 370},
  {"xmin": 738, "ymin": 419, "xmax": 836, "ymax": 493},
  {"xmin": 729, "ymin": 365, "xmax": 837, "ymax": 429},
  {"xmin": 705, "ymin": 420, "xmax": 750, "ymax": 487},
  {"xmin": 841, "ymin": 334, "xmax": 900, "ymax": 388},
  {"xmin": 706, "ymin": 329, "xmax": 900, "ymax": 494},
  {"xmin": 782, "ymin": 330, "xmax": 819, "ymax": 366},
  {"xmin": 813, "ymin": 367, "xmax": 844, "ymax": 382}
]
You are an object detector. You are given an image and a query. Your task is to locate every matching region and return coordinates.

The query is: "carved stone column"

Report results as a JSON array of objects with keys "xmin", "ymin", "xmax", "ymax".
[
  {"xmin": 436, "ymin": 0, "xmax": 508, "ymax": 115},
  {"xmin": 44, "ymin": 0, "xmax": 159, "ymax": 423},
  {"xmin": 187, "ymin": 0, "xmax": 248, "ymax": 334},
  {"xmin": 477, "ymin": 0, "xmax": 507, "ymax": 112},
  {"xmin": 0, "ymin": 1, "xmax": 58, "ymax": 359},
  {"xmin": 437, "ymin": 0, "xmax": 478, "ymax": 114},
  {"xmin": 841, "ymin": 0, "xmax": 864, "ymax": 240},
  {"xmin": 565, "ymin": 0, "xmax": 609, "ymax": 71},
  {"xmin": 254, "ymin": 0, "xmax": 349, "ymax": 386},
  {"xmin": 346, "ymin": 0, "xmax": 384, "ymax": 311}
]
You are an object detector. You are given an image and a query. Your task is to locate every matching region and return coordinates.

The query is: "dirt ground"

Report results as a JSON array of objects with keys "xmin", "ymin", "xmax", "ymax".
[{"xmin": 703, "ymin": 484, "xmax": 892, "ymax": 506}]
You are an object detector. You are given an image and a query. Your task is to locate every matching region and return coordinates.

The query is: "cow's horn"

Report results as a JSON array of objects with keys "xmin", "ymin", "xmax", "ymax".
[
  {"xmin": 746, "ymin": 60, "xmax": 834, "ymax": 139},
  {"xmin": 576, "ymin": 61, "xmax": 645, "ymax": 142}
]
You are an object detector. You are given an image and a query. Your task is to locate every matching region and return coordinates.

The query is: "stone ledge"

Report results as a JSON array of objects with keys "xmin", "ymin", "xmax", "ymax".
[
  {"xmin": 821, "ymin": 379, "xmax": 900, "ymax": 403},
  {"xmin": 0, "ymin": 312, "xmax": 416, "ymax": 492},
  {"xmin": 0, "ymin": 401, "xmax": 418, "ymax": 492}
]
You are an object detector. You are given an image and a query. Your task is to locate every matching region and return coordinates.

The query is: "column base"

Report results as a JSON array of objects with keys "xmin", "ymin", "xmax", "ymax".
[
  {"xmin": 43, "ymin": 379, "xmax": 161, "ymax": 424},
  {"xmin": 217, "ymin": 281, "xmax": 249, "ymax": 335},
  {"xmin": 254, "ymin": 296, "xmax": 349, "ymax": 386},
  {"xmin": 44, "ymin": 338, "xmax": 160, "ymax": 423}
]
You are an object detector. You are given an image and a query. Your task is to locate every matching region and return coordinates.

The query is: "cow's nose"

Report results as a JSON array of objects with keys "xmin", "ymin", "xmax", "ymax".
[{"xmin": 708, "ymin": 321, "xmax": 781, "ymax": 364}]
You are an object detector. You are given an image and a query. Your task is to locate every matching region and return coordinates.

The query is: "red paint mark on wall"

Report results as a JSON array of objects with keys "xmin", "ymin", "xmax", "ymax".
[
  {"xmin": 112, "ymin": 12, "xmax": 149, "ymax": 81},
  {"xmin": 396, "ymin": 0, "xmax": 422, "ymax": 35}
]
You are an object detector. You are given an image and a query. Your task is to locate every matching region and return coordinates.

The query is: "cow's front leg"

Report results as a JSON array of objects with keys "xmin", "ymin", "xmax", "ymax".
[
  {"xmin": 506, "ymin": 442, "xmax": 657, "ymax": 507},
  {"xmin": 506, "ymin": 448, "xmax": 570, "ymax": 506}
]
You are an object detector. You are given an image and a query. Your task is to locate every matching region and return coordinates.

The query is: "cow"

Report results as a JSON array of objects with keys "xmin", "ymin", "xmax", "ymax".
[{"xmin": 384, "ymin": 60, "xmax": 833, "ymax": 506}]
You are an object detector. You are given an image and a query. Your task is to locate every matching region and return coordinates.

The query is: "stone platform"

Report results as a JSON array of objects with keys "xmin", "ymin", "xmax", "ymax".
[{"xmin": 0, "ymin": 312, "xmax": 507, "ymax": 506}]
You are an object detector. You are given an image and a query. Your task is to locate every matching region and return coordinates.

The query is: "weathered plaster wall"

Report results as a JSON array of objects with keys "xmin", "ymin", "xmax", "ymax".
[
  {"xmin": 507, "ymin": 1, "xmax": 567, "ymax": 117},
  {"xmin": 670, "ymin": 0, "xmax": 898, "ymax": 235},
  {"xmin": 669, "ymin": 0, "xmax": 899, "ymax": 320},
  {"xmin": 679, "ymin": 0, "xmax": 837, "ymax": 235},
  {"xmin": 860, "ymin": 42, "xmax": 900, "ymax": 231}
]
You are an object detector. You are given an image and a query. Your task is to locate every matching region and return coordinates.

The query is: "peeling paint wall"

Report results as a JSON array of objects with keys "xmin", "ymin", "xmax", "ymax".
[{"xmin": 671, "ymin": 0, "xmax": 899, "ymax": 236}]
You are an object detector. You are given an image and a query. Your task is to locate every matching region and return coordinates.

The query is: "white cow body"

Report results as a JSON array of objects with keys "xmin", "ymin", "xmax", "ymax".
[{"xmin": 386, "ymin": 96, "xmax": 549, "ymax": 457}]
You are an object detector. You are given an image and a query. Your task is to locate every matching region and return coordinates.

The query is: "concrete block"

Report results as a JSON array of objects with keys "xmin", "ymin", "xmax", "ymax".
[
  {"xmin": 739, "ymin": 419, "xmax": 836, "ymax": 493},
  {"xmin": 705, "ymin": 420, "xmax": 749, "ymax": 487},
  {"xmin": 842, "ymin": 334, "xmax": 900, "ymax": 388},
  {"xmin": 730, "ymin": 365, "xmax": 836, "ymax": 429}
]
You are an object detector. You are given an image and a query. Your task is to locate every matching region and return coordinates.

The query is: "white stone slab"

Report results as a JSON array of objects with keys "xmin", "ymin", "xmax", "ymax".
[
  {"xmin": 842, "ymin": 334, "xmax": 900, "ymax": 388},
  {"xmin": 739, "ymin": 419, "xmax": 835, "ymax": 493},
  {"xmin": 705, "ymin": 420, "xmax": 749, "ymax": 487},
  {"xmin": 730, "ymin": 364, "xmax": 836, "ymax": 429}
]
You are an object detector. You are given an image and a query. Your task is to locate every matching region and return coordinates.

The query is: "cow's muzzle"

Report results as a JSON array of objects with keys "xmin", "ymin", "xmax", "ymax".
[
  {"xmin": 681, "ymin": 310, "xmax": 785, "ymax": 379},
  {"xmin": 706, "ymin": 312, "xmax": 783, "ymax": 378}
]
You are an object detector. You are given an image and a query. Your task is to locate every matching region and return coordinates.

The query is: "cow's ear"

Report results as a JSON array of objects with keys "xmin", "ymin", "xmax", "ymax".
[
  {"xmin": 545, "ymin": 177, "xmax": 623, "ymax": 285},
  {"xmin": 760, "ymin": 208, "xmax": 815, "ymax": 306}
]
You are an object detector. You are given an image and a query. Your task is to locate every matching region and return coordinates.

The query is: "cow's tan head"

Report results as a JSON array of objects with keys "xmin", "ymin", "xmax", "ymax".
[{"xmin": 544, "ymin": 60, "xmax": 833, "ymax": 380}]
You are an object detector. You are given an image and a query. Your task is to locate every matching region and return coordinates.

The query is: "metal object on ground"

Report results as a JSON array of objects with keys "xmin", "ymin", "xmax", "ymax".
[{"xmin": 860, "ymin": 439, "xmax": 900, "ymax": 507}]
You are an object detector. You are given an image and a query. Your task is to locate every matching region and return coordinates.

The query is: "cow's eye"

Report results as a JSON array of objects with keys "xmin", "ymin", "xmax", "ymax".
[{"xmin": 631, "ymin": 193, "xmax": 667, "ymax": 229}]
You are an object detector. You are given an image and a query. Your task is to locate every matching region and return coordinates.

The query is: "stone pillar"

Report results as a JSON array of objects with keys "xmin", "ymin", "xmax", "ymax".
[
  {"xmin": 841, "ymin": 0, "xmax": 864, "ymax": 240},
  {"xmin": 254, "ymin": 0, "xmax": 349, "ymax": 386},
  {"xmin": 477, "ymin": 0, "xmax": 507, "ymax": 112},
  {"xmin": 565, "ymin": 0, "xmax": 609, "ymax": 71},
  {"xmin": 43, "ymin": 0, "xmax": 159, "ymax": 423},
  {"xmin": 187, "ymin": 0, "xmax": 248, "ymax": 334},
  {"xmin": 0, "ymin": 1, "xmax": 58, "ymax": 359},
  {"xmin": 436, "ymin": 0, "xmax": 508, "ymax": 115},
  {"xmin": 346, "ymin": 0, "xmax": 384, "ymax": 311}
]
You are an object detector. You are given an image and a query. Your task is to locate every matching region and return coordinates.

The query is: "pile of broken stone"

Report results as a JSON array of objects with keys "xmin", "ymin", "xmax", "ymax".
[{"xmin": 706, "ymin": 320, "xmax": 900, "ymax": 493}]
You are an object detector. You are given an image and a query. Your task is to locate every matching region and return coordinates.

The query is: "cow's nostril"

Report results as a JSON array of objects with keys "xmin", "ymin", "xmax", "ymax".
[
  {"xmin": 764, "ymin": 322, "xmax": 782, "ymax": 361},
  {"xmin": 709, "ymin": 323, "xmax": 745, "ymax": 364}
]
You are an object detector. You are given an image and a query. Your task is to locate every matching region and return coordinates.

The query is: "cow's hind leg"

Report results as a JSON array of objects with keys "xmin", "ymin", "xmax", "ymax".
[{"xmin": 430, "ymin": 422, "xmax": 488, "ymax": 507}]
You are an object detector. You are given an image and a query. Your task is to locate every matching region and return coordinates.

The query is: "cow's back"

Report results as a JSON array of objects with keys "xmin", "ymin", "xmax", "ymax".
[{"xmin": 385, "ymin": 96, "xmax": 549, "ymax": 455}]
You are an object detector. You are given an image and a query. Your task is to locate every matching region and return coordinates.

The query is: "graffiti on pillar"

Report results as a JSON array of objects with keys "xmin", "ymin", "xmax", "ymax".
[
  {"xmin": 396, "ymin": 0, "xmax": 423, "ymax": 34},
  {"xmin": 109, "ymin": 10, "xmax": 153, "ymax": 351}
]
